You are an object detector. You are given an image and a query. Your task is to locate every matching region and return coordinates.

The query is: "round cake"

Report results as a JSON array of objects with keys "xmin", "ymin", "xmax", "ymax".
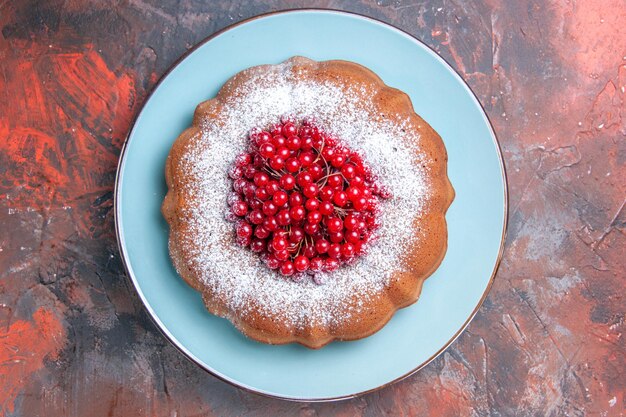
[{"xmin": 162, "ymin": 56, "xmax": 454, "ymax": 349}]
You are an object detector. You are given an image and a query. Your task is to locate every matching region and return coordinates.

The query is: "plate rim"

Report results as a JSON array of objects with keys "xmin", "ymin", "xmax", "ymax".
[{"xmin": 114, "ymin": 8, "xmax": 509, "ymax": 402}]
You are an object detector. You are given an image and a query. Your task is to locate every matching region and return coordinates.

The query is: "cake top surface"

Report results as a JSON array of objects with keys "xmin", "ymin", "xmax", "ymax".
[{"xmin": 173, "ymin": 60, "xmax": 433, "ymax": 328}]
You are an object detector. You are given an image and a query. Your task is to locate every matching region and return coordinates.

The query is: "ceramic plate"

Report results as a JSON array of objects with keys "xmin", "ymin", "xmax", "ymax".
[{"xmin": 115, "ymin": 9, "xmax": 507, "ymax": 401}]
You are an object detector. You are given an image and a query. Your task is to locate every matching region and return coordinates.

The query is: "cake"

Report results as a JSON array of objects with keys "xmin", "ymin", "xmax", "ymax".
[{"xmin": 162, "ymin": 57, "xmax": 454, "ymax": 349}]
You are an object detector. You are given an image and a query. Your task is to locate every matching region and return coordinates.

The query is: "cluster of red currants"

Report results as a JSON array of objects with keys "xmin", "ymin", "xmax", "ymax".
[{"xmin": 227, "ymin": 119, "xmax": 390, "ymax": 277}]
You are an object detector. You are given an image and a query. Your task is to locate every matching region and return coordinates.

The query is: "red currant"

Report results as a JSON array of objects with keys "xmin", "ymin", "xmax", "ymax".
[
  {"xmin": 319, "ymin": 186, "xmax": 334, "ymax": 201},
  {"xmin": 315, "ymin": 239, "xmax": 330, "ymax": 254},
  {"xmin": 236, "ymin": 221, "xmax": 252, "ymax": 238},
  {"xmin": 263, "ymin": 216, "xmax": 278, "ymax": 231},
  {"xmin": 294, "ymin": 255, "xmax": 309, "ymax": 272},
  {"xmin": 254, "ymin": 187, "xmax": 269, "ymax": 201},
  {"xmin": 259, "ymin": 143, "xmax": 275, "ymax": 158},
  {"xmin": 320, "ymin": 201, "xmax": 334, "ymax": 215},
  {"xmin": 327, "ymin": 174, "xmax": 343, "ymax": 188},
  {"xmin": 276, "ymin": 147, "xmax": 290, "ymax": 159},
  {"xmin": 378, "ymin": 186, "xmax": 392, "ymax": 199},
  {"xmin": 303, "ymin": 222, "xmax": 319, "ymax": 235},
  {"xmin": 299, "ymin": 151, "xmax": 315, "ymax": 167},
  {"xmin": 305, "ymin": 198, "xmax": 319, "ymax": 211},
  {"xmin": 247, "ymin": 210, "xmax": 264, "ymax": 225},
  {"xmin": 351, "ymin": 176, "xmax": 364, "ymax": 186},
  {"xmin": 303, "ymin": 245, "xmax": 316, "ymax": 259},
  {"xmin": 280, "ymin": 261, "xmax": 295, "ymax": 276},
  {"xmin": 269, "ymin": 155, "xmax": 285, "ymax": 170},
  {"xmin": 344, "ymin": 214, "xmax": 358, "ymax": 230},
  {"xmin": 272, "ymin": 236, "xmax": 287, "ymax": 252},
  {"xmin": 233, "ymin": 179, "xmax": 246, "ymax": 193},
  {"xmin": 253, "ymin": 153, "xmax": 265, "ymax": 168},
  {"xmin": 326, "ymin": 217, "xmax": 343, "ymax": 233},
  {"xmin": 253, "ymin": 172, "xmax": 269, "ymax": 187},
  {"xmin": 272, "ymin": 190, "xmax": 288, "ymax": 207},
  {"xmin": 322, "ymin": 147, "xmax": 335, "ymax": 160},
  {"xmin": 243, "ymin": 183, "xmax": 256, "ymax": 198},
  {"xmin": 290, "ymin": 206, "xmax": 306, "ymax": 221},
  {"xmin": 272, "ymin": 135, "xmax": 286, "ymax": 147},
  {"xmin": 307, "ymin": 210, "xmax": 322, "ymax": 224},
  {"xmin": 227, "ymin": 192, "xmax": 241, "ymax": 206},
  {"xmin": 324, "ymin": 258, "xmax": 339, "ymax": 272},
  {"xmin": 341, "ymin": 164, "xmax": 356, "ymax": 179},
  {"xmin": 332, "ymin": 191, "xmax": 348, "ymax": 207},
  {"xmin": 270, "ymin": 124, "xmax": 282, "ymax": 136},
  {"xmin": 308, "ymin": 164, "xmax": 323, "ymax": 180},
  {"xmin": 299, "ymin": 126, "xmax": 312, "ymax": 136},
  {"xmin": 236, "ymin": 235, "xmax": 251, "ymax": 246},
  {"xmin": 346, "ymin": 186, "xmax": 361, "ymax": 201},
  {"xmin": 310, "ymin": 257, "xmax": 324, "ymax": 271},
  {"xmin": 276, "ymin": 209, "xmax": 291, "ymax": 226},
  {"xmin": 280, "ymin": 174, "xmax": 296, "ymax": 190},
  {"xmin": 311, "ymin": 131, "xmax": 322, "ymax": 146},
  {"xmin": 352, "ymin": 196, "xmax": 368, "ymax": 211},
  {"xmin": 331, "ymin": 154, "xmax": 345, "ymax": 167},
  {"xmin": 265, "ymin": 255, "xmax": 280, "ymax": 269},
  {"xmin": 329, "ymin": 231, "xmax": 344, "ymax": 243},
  {"xmin": 285, "ymin": 157, "xmax": 300, "ymax": 173},
  {"xmin": 343, "ymin": 228, "xmax": 358, "ymax": 242},
  {"xmin": 254, "ymin": 225, "xmax": 270, "ymax": 239},
  {"xmin": 249, "ymin": 199, "xmax": 262, "ymax": 210},
  {"xmin": 282, "ymin": 122, "xmax": 297, "ymax": 137},
  {"xmin": 301, "ymin": 136, "xmax": 313, "ymax": 150},
  {"xmin": 296, "ymin": 171, "xmax": 313, "ymax": 187},
  {"xmin": 262, "ymin": 201, "xmax": 277, "ymax": 216},
  {"xmin": 341, "ymin": 243, "xmax": 355, "ymax": 259},
  {"xmin": 250, "ymin": 239, "xmax": 265, "ymax": 252},
  {"xmin": 242, "ymin": 165, "xmax": 255, "ymax": 179},
  {"xmin": 287, "ymin": 135, "xmax": 301, "ymax": 150},
  {"xmin": 289, "ymin": 192, "xmax": 304, "ymax": 207},
  {"xmin": 303, "ymin": 183, "xmax": 319, "ymax": 199},
  {"xmin": 328, "ymin": 243, "xmax": 342, "ymax": 259},
  {"xmin": 289, "ymin": 227, "xmax": 305, "ymax": 243},
  {"xmin": 235, "ymin": 153, "xmax": 252, "ymax": 166},
  {"xmin": 232, "ymin": 201, "xmax": 248, "ymax": 217},
  {"xmin": 228, "ymin": 165, "xmax": 243, "ymax": 179},
  {"xmin": 351, "ymin": 154, "xmax": 364, "ymax": 170},
  {"xmin": 255, "ymin": 131, "xmax": 271, "ymax": 145},
  {"xmin": 265, "ymin": 180, "xmax": 280, "ymax": 195}
]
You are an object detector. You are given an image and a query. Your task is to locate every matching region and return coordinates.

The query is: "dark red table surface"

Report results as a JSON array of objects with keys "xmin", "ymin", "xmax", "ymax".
[{"xmin": 1, "ymin": 1, "xmax": 624, "ymax": 416}]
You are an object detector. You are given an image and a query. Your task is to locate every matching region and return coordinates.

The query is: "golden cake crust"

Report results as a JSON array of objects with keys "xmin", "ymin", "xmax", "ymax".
[{"xmin": 162, "ymin": 57, "xmax": 454, "ymax": 349}]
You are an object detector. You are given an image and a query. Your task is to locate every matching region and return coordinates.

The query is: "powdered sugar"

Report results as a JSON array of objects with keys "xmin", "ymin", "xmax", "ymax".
[{"xmin": 172, "ymin": 60, "xmax": 431, "ymax": 328}]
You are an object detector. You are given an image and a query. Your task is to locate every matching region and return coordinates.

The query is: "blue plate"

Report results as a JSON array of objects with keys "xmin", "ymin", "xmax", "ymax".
[{"xmin": 115, "ymin": 10, "xmax": 507, "ymax": 401}]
